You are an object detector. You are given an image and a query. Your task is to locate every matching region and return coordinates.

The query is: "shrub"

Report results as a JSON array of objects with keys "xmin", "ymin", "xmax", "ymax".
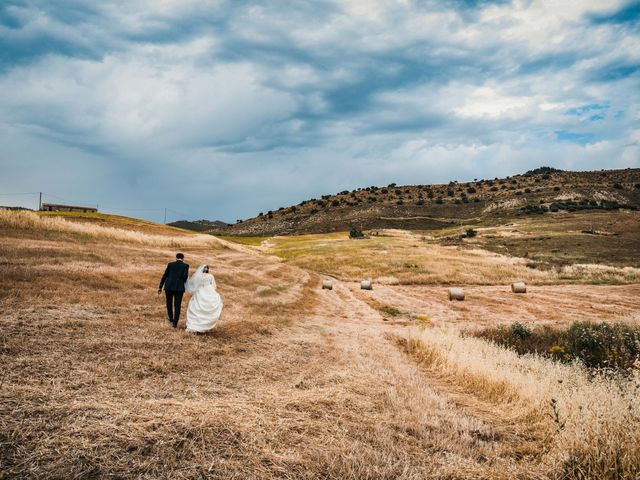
[
  {"xmin": 511, "ymin": 322, "xmax": 532, "ymax": 339},
  {"xmin": 435, "ymin": 198, "xmax": 444, "ymax": 204},
  {"xmin": 467, "ymin": 187, "xmax": 477, "ymax": 194},
  {"xmin": 553, "ymin": 186, "xmax": 561, "ymax": 191},
  {"xmin": 465, "ymin": 228, "xmax": 477, "ymax": 238},
  {"xmin": 520, "ymin": 204, "xmax": 549, "ymax": 215},
  {"xmin": 396, "ymin": 199, "xmax": 404, "ymax": 205},
  {"xmin": 349, "ymin": 227, "xmax": 364, "ymax": 238},
  {"xmin": 416, "ymin": 199, "xmax": 425, "ymax": 205},
  {"xmin": 613, "ymin": 183, "xmax": 624, "ymax": 190},
  {"xmin": 489, "ymin": 186, "xmax": 498, "ymax": 192},
  {"xmin": 331, "ymin": 200, "xmax": 340, "ymax": 207},
  {"xmin": 524, "ymin": 166, "xmax": 562, "ymax": 176},
  {"xmin": 474, "ymin": 321, "xmax": 640, "ymax": 372},
  {"xmin": 447, "ymin": 189, "xmax": 454, "ymax": 197},
  {"xmin": 565, "ymin": 322, "xmax": 640, "ymax": 370}
]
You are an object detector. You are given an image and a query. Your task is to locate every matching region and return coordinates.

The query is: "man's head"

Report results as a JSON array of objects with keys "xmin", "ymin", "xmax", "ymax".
[{"xmin": 176, "ymin": 253, "xmax": 184, "ymax": 260}]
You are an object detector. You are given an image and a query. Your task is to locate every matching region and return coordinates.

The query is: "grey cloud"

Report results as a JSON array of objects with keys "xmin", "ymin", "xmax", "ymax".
[{"xmin": 0, "ymin": 0, "xmax": 638, "ymax": 222}]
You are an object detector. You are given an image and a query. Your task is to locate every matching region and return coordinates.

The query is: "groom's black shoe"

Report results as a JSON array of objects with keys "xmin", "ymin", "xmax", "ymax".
[{"xmin": 172, "ymin": 321, "xmax": 178, "ymax": 329}]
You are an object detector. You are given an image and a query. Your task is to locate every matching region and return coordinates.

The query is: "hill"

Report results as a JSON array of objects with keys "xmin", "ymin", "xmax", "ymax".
[
  {"xmin": 211, "ymin": 167, "xmax": 640, "ymax": 236},
  {"xmin": 168, "ymin": 219, "xmax": 229, "ymax": 232}
]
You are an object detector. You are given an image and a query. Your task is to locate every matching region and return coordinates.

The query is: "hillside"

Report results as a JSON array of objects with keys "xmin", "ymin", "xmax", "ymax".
[
  {"xmin": 210, "ymin": 167, "xmax": 640, "ymax": 236},
  {"xmin": 168, "ymin": 219, "xmax": 229, "ymax": 232}
]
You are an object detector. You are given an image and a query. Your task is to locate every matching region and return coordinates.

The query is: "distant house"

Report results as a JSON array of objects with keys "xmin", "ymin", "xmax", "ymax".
[{"xmin": 41, "ymin": 203, "xmax": 98, "ymax": 213}]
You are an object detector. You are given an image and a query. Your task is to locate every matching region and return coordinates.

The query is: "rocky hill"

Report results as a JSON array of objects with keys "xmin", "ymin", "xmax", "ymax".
[{"xmin": 211, "ymin": 167, "xmax": 640, "ymax": 236}]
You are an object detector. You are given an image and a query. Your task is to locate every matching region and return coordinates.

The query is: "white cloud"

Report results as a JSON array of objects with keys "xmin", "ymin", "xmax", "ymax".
[{"xmin": 0, "ymin": 0, "xmax": 638, "ymax": 221}]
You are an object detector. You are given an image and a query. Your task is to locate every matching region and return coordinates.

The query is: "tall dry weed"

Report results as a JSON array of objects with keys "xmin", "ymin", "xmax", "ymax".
[
  {"xmin": 0, "ymin": 210, "xmax": 223, "ymax": 248},
  {"xmin": 405, "ymin": 328, "xmax": 640, "ymax": 479}
]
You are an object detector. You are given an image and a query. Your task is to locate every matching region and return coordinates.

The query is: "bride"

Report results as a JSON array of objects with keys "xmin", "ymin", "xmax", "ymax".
[{"xmin": 185, "ymin": 265, "xmax": 223, "ymax": 333}]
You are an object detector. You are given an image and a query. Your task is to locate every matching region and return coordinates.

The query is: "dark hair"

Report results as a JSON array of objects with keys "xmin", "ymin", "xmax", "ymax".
[
  {"xmin": 203, "ymin": 265, "xmax": 209, "ymax": 273},
  {"xmin": 176, "ymin": 253, "xmax": 184, "ymax": 259}
]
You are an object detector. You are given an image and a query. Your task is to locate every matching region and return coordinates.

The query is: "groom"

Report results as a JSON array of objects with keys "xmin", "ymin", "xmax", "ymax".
[{"xmin": 158, "ymin": 253, "xmax": 189, "ymax": 328}]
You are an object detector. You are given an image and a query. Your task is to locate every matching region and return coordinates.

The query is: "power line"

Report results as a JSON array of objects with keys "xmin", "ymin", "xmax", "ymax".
[
  {"xmin": 0, "ymin": 192, "xmax": 39, "ymax": 196},
  {"xmin": 1, "ymin": 190, "xmax": 197, "ymax": 221}
]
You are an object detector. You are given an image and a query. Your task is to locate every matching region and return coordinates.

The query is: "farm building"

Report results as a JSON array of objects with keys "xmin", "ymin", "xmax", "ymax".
[{"xmin": 41, "ymin": 203, "xmax": 98, "ymax": 213}]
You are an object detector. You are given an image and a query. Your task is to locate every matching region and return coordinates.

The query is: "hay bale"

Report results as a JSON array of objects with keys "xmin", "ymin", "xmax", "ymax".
[
  {"xmin": 361, "ymin": 280, "xmax": 373, "ymax": 290},
  {"xmin": 511, "ymin": 282, "xmax": 527, "ymax": 294},
  {"xmin": 322, "ymin": 279, "xmax": 333, "ymax": 290},
  {"xmin": 448, "ymin": 287, "xmax": 465, "ymax": 301}
]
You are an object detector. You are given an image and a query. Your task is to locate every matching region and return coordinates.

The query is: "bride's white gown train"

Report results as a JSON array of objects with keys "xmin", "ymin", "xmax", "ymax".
[{"xmin": 185, "ymin": 271, "xmax": 223, "ymax": 332}]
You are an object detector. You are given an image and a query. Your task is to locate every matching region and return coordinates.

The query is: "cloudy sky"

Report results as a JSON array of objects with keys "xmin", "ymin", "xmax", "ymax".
[{"xmin": 1, "ymin": 0, "xmax": 638, "ymax": 223}]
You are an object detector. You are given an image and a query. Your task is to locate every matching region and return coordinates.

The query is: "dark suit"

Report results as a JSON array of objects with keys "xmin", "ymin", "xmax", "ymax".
[{"xmin": 159, "ymin": 260, "xmax": 189, "ymax": 326}]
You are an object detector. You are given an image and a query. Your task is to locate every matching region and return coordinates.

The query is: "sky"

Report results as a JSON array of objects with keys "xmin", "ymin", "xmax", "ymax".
[{"xmin": 0, "ymin": 0, "xmax": 639, "ymax": 223}]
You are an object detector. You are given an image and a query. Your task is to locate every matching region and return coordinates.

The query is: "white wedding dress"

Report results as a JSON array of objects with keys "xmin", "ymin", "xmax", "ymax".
[{"xmin": 185, "ymin": 267, "xmax": 223, "ymax": 333}]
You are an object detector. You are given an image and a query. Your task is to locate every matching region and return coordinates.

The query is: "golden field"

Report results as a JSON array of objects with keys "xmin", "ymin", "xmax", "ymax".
[{"xmin": 1, "ymin": 210, "xmax": 639, "ymax": 479}]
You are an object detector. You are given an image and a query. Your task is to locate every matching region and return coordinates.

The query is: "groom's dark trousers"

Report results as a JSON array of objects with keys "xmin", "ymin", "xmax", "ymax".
[
  {"xmin": 165, "ymin": 290, "xmax": 184, "ymax": 325},
  {"xmin": 159, "ymin": 260, "xmax": 189, "ymax": 326}
]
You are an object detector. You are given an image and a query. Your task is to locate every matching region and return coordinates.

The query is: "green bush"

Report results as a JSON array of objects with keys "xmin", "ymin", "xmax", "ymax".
[
  {"xmin": 349, "ymin": 227, "xmax": 364, "ymax": 238},
  {"xmin": 565, "ymin": 322, "xmax": 640, "ymax": 370},
  {"xmin": 473, "ymin": 321, "xmax": 640, "ymax": 372}
]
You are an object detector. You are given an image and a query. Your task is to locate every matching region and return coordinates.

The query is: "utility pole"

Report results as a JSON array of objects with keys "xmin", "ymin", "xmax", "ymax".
[
  {"xmin": 164, "ymin": 208, "xmax": 167, "ymax": 224},
  {"xmin": 38, "ymin": 192, "xmax": 42, "ymax": 211}
]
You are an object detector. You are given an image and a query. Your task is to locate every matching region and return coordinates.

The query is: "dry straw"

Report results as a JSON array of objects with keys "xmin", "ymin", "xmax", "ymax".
[
  {"xmin": 0, "ymin": 210, "xmax": 223, "ymax": 248},
  {"xmin": 406, "ymin": 327, "xmax": 640, "ymax": 479},
  {"xmin": 448, "ymin": 287, "xmax": 465, "ymax": 301},
  {"xmin": 322, "ymin": 279, "xmax": 333, "ymax": 290},
  {"xmin": 360, "ymin": 280, "xmax": 373, "ymax": 290},
  {"xmin": 511, "ymin": 281, "xmax": 527, "ymax": 293}
]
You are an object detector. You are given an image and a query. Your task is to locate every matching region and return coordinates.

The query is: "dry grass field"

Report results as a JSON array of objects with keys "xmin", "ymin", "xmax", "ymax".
[
  {"xmin": 1, "ymin": 210, "xmax": 639, "ymax": 479},
  {"xmin": 249, "ymin": 218, "xmax": 640, "ymax": 286}
]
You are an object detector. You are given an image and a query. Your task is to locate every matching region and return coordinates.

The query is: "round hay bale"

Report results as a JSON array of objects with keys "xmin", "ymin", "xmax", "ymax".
[
  {"xmin": 511, "ymin": 282, "xmax": 527, "ymax": 294},
  {"xmin": 361, "ymin": 280, "xmax": 373, "ymax": 290},
  {"xmin": 448, "ymin": 287, "xmax": 465, "ymax": 301},
  {"xmin": 322, "ymin": 279, "xmax": 333, "ymax": 290}
]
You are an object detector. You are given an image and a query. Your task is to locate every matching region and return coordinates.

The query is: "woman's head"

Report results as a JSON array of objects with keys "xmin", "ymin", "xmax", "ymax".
[{"xmin": 203, "ymin": 265, "xmax": 209, "ymax": 273}]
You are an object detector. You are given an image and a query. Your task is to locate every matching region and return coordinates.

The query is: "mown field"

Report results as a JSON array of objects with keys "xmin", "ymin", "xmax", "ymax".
[
  {"xmin": 1, "ymin": 210, "xmax": 639, "ymax": 479},
  {"xmin": 229, "ymin": 210, "xmax": 640, "ymax": 286}
]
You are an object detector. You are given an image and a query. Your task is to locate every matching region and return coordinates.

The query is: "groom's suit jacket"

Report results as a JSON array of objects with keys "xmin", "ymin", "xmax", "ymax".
[{"xmin": 159, "ymin": 260, "xmax": 189, "ymax": 292}]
